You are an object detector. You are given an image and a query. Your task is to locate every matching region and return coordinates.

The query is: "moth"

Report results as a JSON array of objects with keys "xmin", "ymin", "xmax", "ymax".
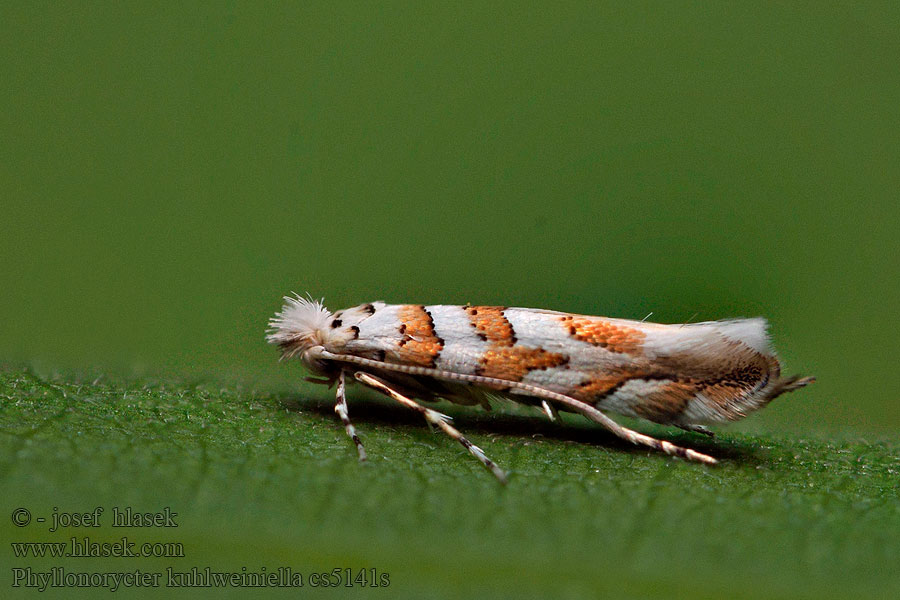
[{"xmin": 267, "ymin": 295, "xmax": 813, "ymax": 482}]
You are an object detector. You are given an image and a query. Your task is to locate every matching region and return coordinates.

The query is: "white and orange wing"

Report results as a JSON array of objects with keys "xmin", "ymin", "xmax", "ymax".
[{"xmin": 316, "ymin": 303, "xmax": 802, "ymax": 426}]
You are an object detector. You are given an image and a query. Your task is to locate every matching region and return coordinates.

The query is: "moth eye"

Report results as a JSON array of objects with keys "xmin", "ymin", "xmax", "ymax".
[{"xmin": 331, "ymin": 319, "xmax": 343, "ymax": 328}]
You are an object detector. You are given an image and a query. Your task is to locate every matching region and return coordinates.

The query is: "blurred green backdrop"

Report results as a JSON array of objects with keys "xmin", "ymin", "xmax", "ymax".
[{"xmin": 2, "ymin": 2, "xmax": 898, "ymax": 434}]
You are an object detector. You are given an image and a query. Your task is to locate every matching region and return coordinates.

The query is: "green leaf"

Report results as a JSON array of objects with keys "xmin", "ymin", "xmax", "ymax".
[{"xmin": 2, "ymin": 369, "xmax": 897, "ymax": 599}]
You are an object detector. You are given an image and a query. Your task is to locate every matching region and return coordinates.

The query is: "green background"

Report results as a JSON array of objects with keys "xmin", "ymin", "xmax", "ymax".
[{"xmin": 2, "ymin": 2, "xmax": 898, "ymax": 599}]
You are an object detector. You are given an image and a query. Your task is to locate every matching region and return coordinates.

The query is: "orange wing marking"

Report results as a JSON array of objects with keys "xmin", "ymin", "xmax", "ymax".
[
  {"xmin": 560, "ymin": 315, "xmax": 646, "ymax": 355},
  {"xmin": 467, "ymin": 306, "xmax": 568, "ymax": 381},
  {"xmin": 392, "ymin": 305, "xmax": 444, "ymax": 367}
]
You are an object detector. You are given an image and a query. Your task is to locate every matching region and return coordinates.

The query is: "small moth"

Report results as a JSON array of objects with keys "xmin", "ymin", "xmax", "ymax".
[{"xmin": 267, "ymin": 295, "xmax": 813, "ymax": 482}]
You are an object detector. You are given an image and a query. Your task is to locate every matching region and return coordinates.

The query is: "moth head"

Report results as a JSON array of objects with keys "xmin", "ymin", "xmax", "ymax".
[
  {"xmin": 266, "ymin": 294, "xmax": 335, "ymax": 366},
  {"xmin": 268, "ymin": 295, "xmax": 382, "ymax": 374}
]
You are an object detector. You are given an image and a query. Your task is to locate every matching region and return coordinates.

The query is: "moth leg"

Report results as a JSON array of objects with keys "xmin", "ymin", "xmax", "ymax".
[
  {"xmin": 676, "ymin": 424, "xmax": 715, "ymax": 438},
  {"xmin": 312, "ymin": 349, "xmax": 716, "ymax": 465},
  {"xmin": 334, "ymin": 370, "xmax": 367, "ymax": 461},
  {"xmin": 515, "ymin": 388, "xmax": 718, "ymax": 465},
  {"xmin": 354, "ymin": 372, "xmax": 508, "ymax": 484},
  {"xmin": 541, "ymin": 400, "xmax": 560, "ymax": 422}
]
